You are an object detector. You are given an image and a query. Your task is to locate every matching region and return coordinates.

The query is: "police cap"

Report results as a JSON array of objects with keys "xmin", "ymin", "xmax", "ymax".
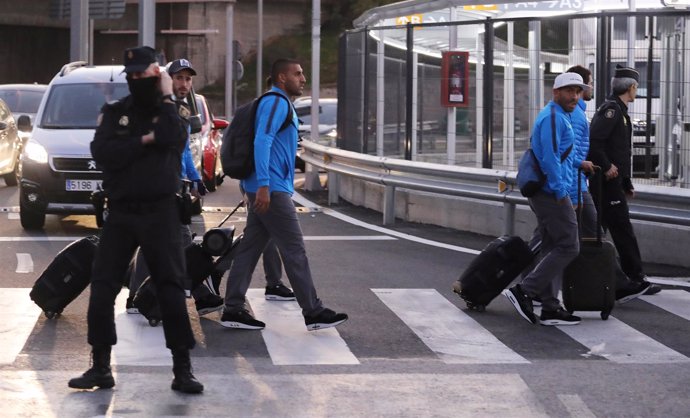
[
  {"xmin": 614, "ymin": 64, "xmax": 639, "ymax": 82},
  {"xmin": 123, "ymin": 46, "xmax": 157, "ymax": 73}
]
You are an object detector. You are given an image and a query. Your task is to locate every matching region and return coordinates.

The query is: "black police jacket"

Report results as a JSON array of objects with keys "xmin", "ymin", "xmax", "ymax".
[
  {"xmin": 91, "ymin": 95, "xmax": 189, "ymax": 202},
  {"xmin": 588, "ymin": 95, "xmax": 634, "ymax": 192}
]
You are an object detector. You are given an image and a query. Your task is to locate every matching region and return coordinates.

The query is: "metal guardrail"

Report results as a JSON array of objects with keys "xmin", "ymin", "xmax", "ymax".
[{"xmin": 299, "ymin": 140, "xmax": 690, "ymax": 233}]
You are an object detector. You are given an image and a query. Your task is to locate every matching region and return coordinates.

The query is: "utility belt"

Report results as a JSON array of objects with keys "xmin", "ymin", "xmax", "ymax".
[{"xmin": 92, "ymin": 185, "xmax": 193, "ymax": 227}]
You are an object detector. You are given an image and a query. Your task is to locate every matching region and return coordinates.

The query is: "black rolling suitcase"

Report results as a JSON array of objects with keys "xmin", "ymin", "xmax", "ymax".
[
  {"xmin": 30, "ymin": 235, "xmax": 99, "ymax": 319},
  {"xmin": 453, "ymin": 235, "xmax": 536, "ymax": 311},
  {"xmin": 562, "ymin": 169, "xmax": 616, "ymax": 320},
  {"xmin": 132, "ymin": 276, "xmax": 162, "ymax": 326}
]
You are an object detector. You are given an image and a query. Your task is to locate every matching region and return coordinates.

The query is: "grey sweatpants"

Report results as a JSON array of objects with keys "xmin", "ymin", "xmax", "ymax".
[{"xmin": 223, "ymin": 191, "xmax": 323, "ymax": 317}]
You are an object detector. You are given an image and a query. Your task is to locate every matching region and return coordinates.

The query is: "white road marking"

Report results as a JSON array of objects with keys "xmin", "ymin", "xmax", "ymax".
[
  {"xmin": 373, "ymin": 288, "xmax": 529, "ymax": 364},
  {"xmin": 0, "ymin": 371, "xmax": 550, "ymax": 417},
  {"xmin": 0, "ymin": 289, "xmax": 42, "ymax": 365},
  {"xmin": 558, "ymin": 394, "xmax": 597, "ymax": 418},
  {"xmin": 303, "ymin": 235, "xmax": 395, "ymax": 241},
  {"xmin": 246, "ymin": 289, "xmax": 359, "ymax": 365},
  {"xmin": 111, "ymin": 292, "xmax": 171, "ymax": 366},
  {"xmin": 646, "ymin": 276, "xmax": 690, "ymax": 288},
  {"xmin": 548, "ymin": 309, "xmax": 690, "ymax": 364},
  {"xmin": 640, "ymin": 289, "xmax": 690, "ymax": 321},
  {"xmin": 15, "ymin": 253, "xmax": 34, "ymax": 273},
  {"xmin": 8, "ymin": 213, "xmax": 19, "ymax": 220}
]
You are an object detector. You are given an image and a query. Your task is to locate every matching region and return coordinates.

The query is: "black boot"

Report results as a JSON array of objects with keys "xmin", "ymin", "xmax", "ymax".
[
  {"xmin": 171, "ymin": 348, "xmax": 204, "ymax": 394},
  {"xmin": 68, "ymin": 345, "xmax": 115, "ymax": 389}
]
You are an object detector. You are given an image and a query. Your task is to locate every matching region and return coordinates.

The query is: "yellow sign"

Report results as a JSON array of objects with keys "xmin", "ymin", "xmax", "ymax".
[
  {"xmin": 396, "ymin": 14, "xmax": 423, "ymax": 25},
  {"xmin": 463, "ymin": 5, "xmax": 498, "ymax": 11}
]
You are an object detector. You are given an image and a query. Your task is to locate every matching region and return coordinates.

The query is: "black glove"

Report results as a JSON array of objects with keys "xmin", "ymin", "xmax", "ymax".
[{"xmin": 195, "ymin": 179, "xmax": 207, "ymax": 196}]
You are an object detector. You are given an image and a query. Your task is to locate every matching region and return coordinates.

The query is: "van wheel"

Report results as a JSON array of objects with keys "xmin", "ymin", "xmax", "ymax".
[{"xmin": 20, "ymin": 200, "xmax": 45, "ymax": 230}]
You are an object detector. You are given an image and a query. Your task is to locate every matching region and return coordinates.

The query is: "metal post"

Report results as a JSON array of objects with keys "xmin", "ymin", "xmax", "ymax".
[
  {"xmin": 405, "ymin": 23, "xmax": 413, "ymax": 161},
  {"xmin": 225, "ymin": 3, "xmax": 235, "ymax": 117},
  {"xmin": 138, "ymin": 0, "xmax": 155, "ymax": 48},
  {"xmin": 257, "ymin": 0, "xmax": 263, "ymax": 96},
  {"xmin": 528, "ymin": 21, "xmax": 542, "ymax": 135},
  {"xmin": 411, "ymin": 51, "xmax": 418, "ymax": 160},
  {"xmin": 447, "ymin": 11, "xmax": 457, "ymax": 165},
  {"xmin": 376, "ymin": 30, "xmax": 385, "ymax": 157},
  {"xmin": 362, "ymin": 28, "xmax": 370, "ymax": 153},
  {"xmin": 503, "ymin": 203, "xmax": 515, "ymax": 236},
  {"xmin": 645, "ymin": 16, "xmax": 655, "ymax": 178},
  {"xmin": 382, "ymin": 185, "xmax": 395, "ymax": 225},
  {"xmin": 595, "ymin": 15, "xmax": 611, "ymax": 109},
  {"xmin": 328, "ymin": 171, "xmax": 339, "ymax": 205},
  {"xmin": 305, "ymin": 0, "xmax": 323, "ymax": 191},
  {"xmin": 482, "ymin": 19, "xmax": 494, "ymax": 169},
  {"xmin": 503, "ymin": 21, "xmax": 515, "ymax": 167},
  {"xmin": 70, "ymin": 0, "xmax": 88, "ymax": 62}
]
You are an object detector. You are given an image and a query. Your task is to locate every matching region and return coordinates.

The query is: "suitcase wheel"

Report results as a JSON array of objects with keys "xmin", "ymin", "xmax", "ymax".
[
  {"xmin": 44, "ymin": 311, "xmax": 59, "ymax": 319},
  {"xmin": 466, "ymin": 301, "xmax": 486, "ymax": 312},
  {"xmin": 600, "ymin": 310, "xmax": 610, "ymax": 321},
  {"xmin": 148, "ymin": 318, "xmax": 161, "ymax": 327}
]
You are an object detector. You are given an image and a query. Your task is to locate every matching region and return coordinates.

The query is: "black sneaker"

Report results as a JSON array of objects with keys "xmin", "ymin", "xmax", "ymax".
[
  {"xmin": 195, "ymin": 294, "xmax": 224, "ymax": 316},
  {"xmin": 305, "ymin": 308, "xmax": 348, "ymax": 331},
  {"xmin": 125, "ymin": 297, "xmax": 139, "ymax": 314},
  {"xmin": 219, "ymin": 309, "xmax": 265, "ymax": 330},
  {"xmin": 616, "ymin": 281, "xmax": 651, "ymax": 304},
  {"xmin": 532, "ymin": 296, "xmax": 542, "ymax": 307},
  {"xmin": 265, "ymin": 283, "xmax": 296, "ymax": 301},
  {"xmin": 502, "ymin": 285, "xmax": 537, "ymax": 324},
  {"xmin": 539, "ymin": 308, "xmax": 581, "ymax": 326}
]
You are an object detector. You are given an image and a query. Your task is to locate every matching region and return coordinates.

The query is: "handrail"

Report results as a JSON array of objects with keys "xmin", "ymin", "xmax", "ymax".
[{"xmin": 300, "ymin": 140, "xmax": 690, "ymax": 229}]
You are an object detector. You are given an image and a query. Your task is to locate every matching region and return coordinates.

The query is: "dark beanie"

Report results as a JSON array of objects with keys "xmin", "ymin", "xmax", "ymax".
[{"xmin": 614, "ymin": 64, "xmax": 639, "ymax": 82}]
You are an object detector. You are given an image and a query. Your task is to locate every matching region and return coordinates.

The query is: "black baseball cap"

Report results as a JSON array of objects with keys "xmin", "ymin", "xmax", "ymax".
[
  {"xmin": 122, "ymin": 46, "xmax": 157, "ymax": 73},
  {"xmin": 168, "ymin": 58, "xmax": 197, "ymax": 76}
]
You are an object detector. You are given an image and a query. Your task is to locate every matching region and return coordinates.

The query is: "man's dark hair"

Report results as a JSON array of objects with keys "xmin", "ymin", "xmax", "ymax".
[
  {"xmin": 566, "ymin": 65, "xmax": 591, "ymax": 84},
  {"xmin": 270, "ymin": 58, "xmax": 300, "ymax": 84}
]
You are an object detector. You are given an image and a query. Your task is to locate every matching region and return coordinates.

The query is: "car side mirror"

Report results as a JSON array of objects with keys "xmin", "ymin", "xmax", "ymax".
[
  {"xmin": 189, "ymin": 115, "xmax": 202, "ymax": 134},
  {"xmin": 17, "ymin": 115, "xmax": 32, "ymax": 132}
]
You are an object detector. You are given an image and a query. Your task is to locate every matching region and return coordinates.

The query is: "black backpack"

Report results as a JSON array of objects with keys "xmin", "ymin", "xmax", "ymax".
[{"xmin": 220, "ymin": 91, "xmax": 293, "ymax": 179}]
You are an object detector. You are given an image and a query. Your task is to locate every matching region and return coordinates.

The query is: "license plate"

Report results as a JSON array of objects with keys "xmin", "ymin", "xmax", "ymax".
[{"xmin": 65, "ymin": 179, "xmax": 102, "ymax": 192}]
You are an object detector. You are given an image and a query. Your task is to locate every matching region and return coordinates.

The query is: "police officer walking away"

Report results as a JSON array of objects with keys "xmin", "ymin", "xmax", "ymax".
[
  {"xmin": 588, "ymin": 65, "xmax": 661, "ymax": 295},
  {"xmin": 68, "ymin": 46, "xmax": 203, "ymax": 394}
]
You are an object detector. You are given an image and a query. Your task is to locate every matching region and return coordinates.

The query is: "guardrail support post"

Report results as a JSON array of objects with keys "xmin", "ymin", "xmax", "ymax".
[
  {"xmin": 503, "ymin": 202, "xmax": 515, "ymax": 236},
  {"xmin": 383, "ymin": 185, "xmax": 395, "ymax": 225},
  {"xmin": 328, "ymin": 171, "xmax": 339, "ymax": 205}
]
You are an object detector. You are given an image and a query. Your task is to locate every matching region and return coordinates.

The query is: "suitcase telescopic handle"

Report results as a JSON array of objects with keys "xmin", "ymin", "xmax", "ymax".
[
  {"xmin": 217, "ymin": 200, "xmax": 245, "ymax": 228},
  {"xmin": 577, "ymin": 166, "xmax": 603, "ymax": 244}
]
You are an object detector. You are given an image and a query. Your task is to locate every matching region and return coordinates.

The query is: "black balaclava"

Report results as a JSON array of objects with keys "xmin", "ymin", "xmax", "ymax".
[{"xmin": 127, "ymin": 75, "xmax": 160, "ymax": 110}]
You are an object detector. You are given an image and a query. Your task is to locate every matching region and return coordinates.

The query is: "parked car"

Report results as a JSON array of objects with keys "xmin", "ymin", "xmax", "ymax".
[
  {"xmin": 0, "ymin": 84, "xmax": 48, "ymax": 125},
  {"xmin": 293, "ymin": 97, "xmax": 337, "ymax": 172},
  {"xmin": 195, "ymin": 93, "xmax": 228, "ymax": 192},
  {"xmin": 0, "ymin": 99, "xmax": 22, "ymax": 186}
]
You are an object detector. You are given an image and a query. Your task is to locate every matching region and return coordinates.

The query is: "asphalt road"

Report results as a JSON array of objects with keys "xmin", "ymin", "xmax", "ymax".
[{"xmin": 1, "ymin": 175, "xmax": 690, "ymax": 417}]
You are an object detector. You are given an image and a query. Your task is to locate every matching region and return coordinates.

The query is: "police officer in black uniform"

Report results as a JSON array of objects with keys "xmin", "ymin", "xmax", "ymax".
[
  {"xmin": 588, "ymin": 64, "xmax": 660, "ymax": 295},
  {"xmin": 68, "ymin": 46, "xmax": 204, "ymax": 394}
]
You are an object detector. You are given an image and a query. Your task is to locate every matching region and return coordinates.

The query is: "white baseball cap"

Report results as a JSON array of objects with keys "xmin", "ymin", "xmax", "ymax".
[{"xmin": 553, "ymin": 72, "xmax": 589, "ymax": 90}]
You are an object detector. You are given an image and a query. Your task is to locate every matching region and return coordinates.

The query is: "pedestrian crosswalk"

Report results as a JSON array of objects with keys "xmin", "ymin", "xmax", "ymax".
[{"xmin": 5, "ymin": 286, "xmax": 690, "ymax": 367}]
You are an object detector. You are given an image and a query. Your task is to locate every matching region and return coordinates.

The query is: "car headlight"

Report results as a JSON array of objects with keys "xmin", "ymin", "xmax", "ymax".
[{"xmin": 22, "ymin": 139, "xmax": 48, "ymax": 164}]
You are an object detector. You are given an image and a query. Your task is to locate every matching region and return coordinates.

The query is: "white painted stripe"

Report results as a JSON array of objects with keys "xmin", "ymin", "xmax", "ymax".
[
  {"xmin": 8, "ymin": 213, "xmax": 19, "ymax": 220},
  {"xmin": 0, "ymin": 237, "xmax": 87, "ymax": 242},
  {"xmin": 303, "ymin": 235, "xmax": 395, "ymax": 241},
  {"xmin": 292, "ymin": 192, "xmax": 481, "ymax": 254},
  {"xmin": 558, "ymin": 394, "xmax": 596, "ymax": 418},
  {"xmin": 640, "ymin": 289, "xmax": 690, "ymax": 321},
  {"xmin": 111, "ymin": 292, "xmax": 171, "ymax": 366},
  {"xmin": 646, "ymin": 276, "xmax": 690, "ymax": 288},
  {"xmin": 373, "ymin": 288, "xmax": 529, "ymax": 364},
  {"xmin": 246, "ymin": 289, "xmax": 359, "ymax": 365},
  {"xmin": 15, "ymin": 253, "xmax": 34, "ymax": 273},
  {"xmin": 549, "ymin": 310, "xmax": 690, "ymax": 364},
  {"xmin": 0, "ymin": 289, "xmax": 42, "ymax": 365}
]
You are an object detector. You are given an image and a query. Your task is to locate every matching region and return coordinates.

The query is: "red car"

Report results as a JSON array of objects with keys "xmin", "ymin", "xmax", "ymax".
[{"xmin": 195, "ymin": 94, "xmax": 229, "ymax": 192}]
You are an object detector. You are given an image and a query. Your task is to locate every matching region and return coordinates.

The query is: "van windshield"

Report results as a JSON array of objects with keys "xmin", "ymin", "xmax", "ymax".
[{"xmin": 40, "ymin": 83, "xmax": 129, "ymax": 129}]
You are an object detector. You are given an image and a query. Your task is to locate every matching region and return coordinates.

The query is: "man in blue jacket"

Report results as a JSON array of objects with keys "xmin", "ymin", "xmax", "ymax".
[
  {"xmin": 219, "ymin": 59, "xmax": 348, "ymax": 331},
  {"xmin": 503, "ymin": 72, "xmax": 586, "ymax": 326}
]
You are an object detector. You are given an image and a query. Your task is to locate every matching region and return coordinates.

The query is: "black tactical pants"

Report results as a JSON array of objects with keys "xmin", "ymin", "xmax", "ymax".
[{"xmin": 87, "ymin": 197, "xmax": 195, "ymax": 350}]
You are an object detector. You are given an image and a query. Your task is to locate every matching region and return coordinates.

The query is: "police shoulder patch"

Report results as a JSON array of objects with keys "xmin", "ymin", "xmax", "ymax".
[
  {"xmin": 605, "ymin": 109, "xmax": 616, "ymax": 119},
  {"xmin": 178, "ymin": 104, "xmax": 191, "ymax": 119}
]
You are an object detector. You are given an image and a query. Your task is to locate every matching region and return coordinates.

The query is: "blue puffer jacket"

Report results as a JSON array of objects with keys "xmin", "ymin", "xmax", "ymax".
[{"xmin": 568, "ymin": 98, "xmax": 589, "ymax": 204}]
